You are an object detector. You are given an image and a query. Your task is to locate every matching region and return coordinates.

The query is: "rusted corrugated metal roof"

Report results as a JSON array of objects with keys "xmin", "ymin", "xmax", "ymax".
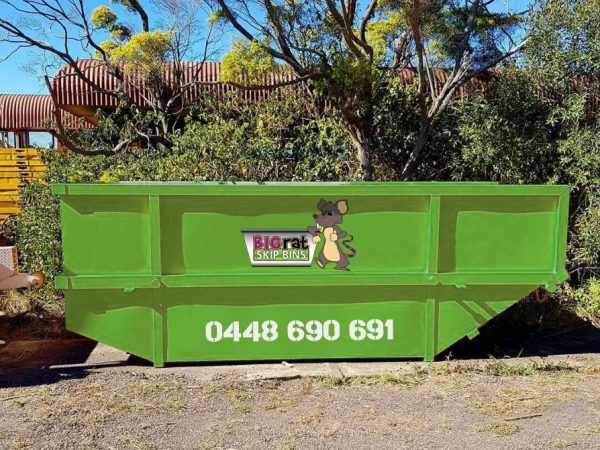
[
  {"xmin": 0, "ymin": 94, "xmax": 90, "ymax": 131},
  {"xmin": 396, "ymin": 68, "xmax": 491, "ymax": 97},
  {"xmin": 53, "ymin": 60, "xmax": 486, "ymax": 109},
  {"xmin": 0, "ymin": 95, "xmax": 53, "ymax": 131},
  {"xmin": 42, "ymin": 60, "xmax": 600, "ymax": 127},
  {"xmin": 52, "ymin": 60, "xmax": 298, "ymax": 109}
]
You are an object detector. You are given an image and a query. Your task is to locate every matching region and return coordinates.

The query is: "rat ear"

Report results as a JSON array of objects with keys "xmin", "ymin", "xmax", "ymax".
[
  {"xmin": 336, "ymin": 200, "xmax": 348, "ymax": 215},
  {"xmin": 317, "ymin": 198, "xmax": 328, "ymax": 210}
]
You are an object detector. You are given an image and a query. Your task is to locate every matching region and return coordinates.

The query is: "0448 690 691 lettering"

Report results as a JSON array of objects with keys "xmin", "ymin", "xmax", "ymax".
[{"xmin": 204, "ymin": 319, "xmax": 394, "ymax": 343}]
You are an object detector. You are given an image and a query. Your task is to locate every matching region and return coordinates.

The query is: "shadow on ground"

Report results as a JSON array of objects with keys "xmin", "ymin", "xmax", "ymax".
[
  {"xmin": 444, "ymin": 298, "xmax": 600, "ymax": 359},
  {"xmin": 0, "ymin": 339, "xmax": 151, "ymax": 388},
  {"xmin": 0, "ymin": 339, "xmax": 97, "ymax": 388}
]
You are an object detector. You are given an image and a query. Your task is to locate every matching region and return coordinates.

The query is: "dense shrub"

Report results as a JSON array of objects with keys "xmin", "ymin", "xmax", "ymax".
[
  {"xmin": 3, "ymin": 179, "xmax": 62, "ymax": 316},
  {"xmin": 370, "ymin": 79, "xmax": 463, "ymax": 180}
]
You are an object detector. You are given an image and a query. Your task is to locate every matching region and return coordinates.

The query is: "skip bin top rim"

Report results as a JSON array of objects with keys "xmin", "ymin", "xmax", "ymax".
[{"xmin": 51, "ymin": 182, "xmax": 570, "ymax": 196}]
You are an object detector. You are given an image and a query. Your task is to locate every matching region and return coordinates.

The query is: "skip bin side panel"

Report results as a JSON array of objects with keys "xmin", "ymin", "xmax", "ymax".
[
  {"xmin": 433, "ymin": 192, "xmax": 567, "ymax": 357},
  {"xmin": 61, "ymin": 195, "xmax": 152, "ymax": 276},
  {"xmin": 159, "ymin": 195, "xmax": 431, "ymax": 275},
  {"xmin": 438, "ymin": 196, "xmax": 558, "ymax": 274},
  {"xmin": 65, "ymin": 289, "xmax": 155, "ymax": 362},
  {"xmin": 435, "ymin": 285, "xmax": 541, "ymax": 355}
]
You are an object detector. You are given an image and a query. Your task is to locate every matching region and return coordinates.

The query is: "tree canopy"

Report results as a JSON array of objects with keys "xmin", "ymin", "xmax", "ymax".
[
  {"xmin": 212, "ymin": 0, "xmax": 528, "ymax": 178},
  {"xmin": 0, "ymin": 0, "xmax": 217, "ymax": 155}
]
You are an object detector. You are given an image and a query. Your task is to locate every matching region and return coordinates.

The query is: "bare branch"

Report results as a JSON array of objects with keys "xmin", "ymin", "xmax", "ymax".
[
  {"xmin": 126, "ymin": 0, "xmax": 150, "ymax": 32},
  {"xmin": 324, "ymin": 0, "xmax": 370, "ymax": 59},
  {"xmin": 360, "ymin": 0, "xmax": 378, "ymax": 44}
]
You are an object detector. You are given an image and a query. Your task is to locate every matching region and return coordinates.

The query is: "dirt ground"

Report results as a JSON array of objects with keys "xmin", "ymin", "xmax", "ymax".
[{"xmin": 1, "ymin": 353, "xmax": 599, "ymax": 450}]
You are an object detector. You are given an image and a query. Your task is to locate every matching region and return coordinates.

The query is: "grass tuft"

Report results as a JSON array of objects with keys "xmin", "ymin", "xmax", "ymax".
[
  {"xmin": 477, "ymin": 421, "xmax": 521, "ymax": 437},
  {"xmin": 429, "ymin": 358, "xmax": 574, "ymax": 376}
]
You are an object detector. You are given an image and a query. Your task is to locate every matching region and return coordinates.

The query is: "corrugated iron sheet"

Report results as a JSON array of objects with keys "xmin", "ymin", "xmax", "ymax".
[
  {"xmin": 53, "ymin": 60, "xmax": 488, "ymax": 109},
  {"xmin": 0, "ymin": 94, "xmax": 90, "ymax": 131},
  {"xmin": 11, "ymin": 60, "xmax": 595, "ymax": 130},
  {"xmin": 52, "ymin": 60, "xmax": 299, "ymax": 109}
]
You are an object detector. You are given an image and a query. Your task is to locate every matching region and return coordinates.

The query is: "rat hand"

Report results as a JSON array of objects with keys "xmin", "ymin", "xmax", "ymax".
[
  {"xmin": 330, "ymin": 231, "xmax": 338, "ymax": 242},
  {"xmin": 312, "ymin": 235, "xmax": 321, "ymax": 244}
]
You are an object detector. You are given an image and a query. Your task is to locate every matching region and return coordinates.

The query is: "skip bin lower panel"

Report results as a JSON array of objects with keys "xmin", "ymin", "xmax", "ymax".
[
  {"xmin": 63, "ymin": 284, "xmax": 534, "ymax": 365},
  {"xmin": 65, "ymin": 289, "xmax": 155, "ymax": 362}
]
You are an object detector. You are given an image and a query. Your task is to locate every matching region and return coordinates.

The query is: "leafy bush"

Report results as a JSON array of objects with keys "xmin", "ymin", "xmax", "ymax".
[
  {"xmin": 171, "ymin": 95, "xmax": 356, "ymax": 182},
  {"xmin": 559, "ymin": 278, "xmax": 600, "ymax": 324},
  {"xmin": 371, "ymin": 78, "xmax": 462, "ymax": 180},
  {"xmin": 3, "ymin": 180, "xmax": 62, "ymax": 317}
]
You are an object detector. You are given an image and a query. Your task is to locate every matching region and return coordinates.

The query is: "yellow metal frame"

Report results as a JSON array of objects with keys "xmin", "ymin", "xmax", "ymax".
[{"xmin": 0, "ymin": 148, "xmax": 46, "ymax": 222}]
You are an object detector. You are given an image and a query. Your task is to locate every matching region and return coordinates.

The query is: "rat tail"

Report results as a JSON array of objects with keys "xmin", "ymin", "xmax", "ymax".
[{"xmin": 342, "ymin": 235, "xmax": 356, "ymax": 258}]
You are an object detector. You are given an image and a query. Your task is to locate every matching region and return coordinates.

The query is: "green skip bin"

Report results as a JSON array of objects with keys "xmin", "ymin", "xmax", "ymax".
[{"xmin": 52, "ymin": 182, "xmax": 570, "ymax": 367}]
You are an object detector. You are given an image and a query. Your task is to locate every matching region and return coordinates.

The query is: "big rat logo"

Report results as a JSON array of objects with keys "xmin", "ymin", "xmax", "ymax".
[
  {"xmin": 307, "ymin": 199, "xmax": 356, "ymax": 270},
  {"xmin": 241, "ymin": 198, "xmax": 356, "ymax": 268},
  {"xmin": 241, "ymin": 230, "xmax": 318, "ymax": 266}
]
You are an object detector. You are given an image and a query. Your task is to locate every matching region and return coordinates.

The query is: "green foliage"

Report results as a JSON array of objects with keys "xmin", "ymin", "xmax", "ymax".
[
  {"xmin": 91, "ymin": 4, "xmax": 171, "ymax": 75},
  {"xmin": 571, "ymin": 193, "xmax": 600, "ymax": 269},
  {"xmin": 318, "ymin": 57, "xmax": 376, "ymax": 114},
  {"xmin": 449, "ymin": 71, "xmax": 558, "ymax": 184},
  {"xmin": 3, "ymin": 179, "xmax": 62, "ymax": 316},
  {"xmin": 207, "ymin": 10, "xmax": 226, "ymax": 25},
  {"xmin": 91, "ymin": 5, "xmax": 131, "ymax": 44},
  {"xmin": 559, "ymin": 278, "xmax": 600, "ymax": 323},
  {"xmin": 526, "ymin": 0, "xmax": 600, "ymax": 80},
  {"xmin": 430, "ymin": 5, "xmax": 522, "ymax": 65},
  {"xmin": 91, "ymin": 5, "xmax": 117, "ymax": 29},
  {"xmin": 370, "ymin": 77, "xmax": 462, "ymax": 180},
  {"xmin": 108, "ymin": 30, "xmax": 172, "ymax": 74},
  {"xmin": 221, "ymin": 40, "xmax": 277, "ymax": 84},
  {"xmin": 172, "ymin": 93, "xmax": 355, "ymax": 181},
  {"xmin": 365, "ymin": 10, "xmax": 407, "ymax": 64}
]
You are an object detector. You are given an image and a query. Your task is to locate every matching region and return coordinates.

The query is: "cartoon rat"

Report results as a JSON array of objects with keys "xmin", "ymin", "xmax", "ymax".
[{"xmin": 307, "ymin": 199, "xmax": 356, "ymax": 270}]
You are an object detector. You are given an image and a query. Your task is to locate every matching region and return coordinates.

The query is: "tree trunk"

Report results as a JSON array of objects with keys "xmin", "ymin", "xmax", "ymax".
[
  {"xmin": 343, "ymin": 118, "xmax": 373, "ymax": 181},
  {"xmin": 401, "ymin": 118, "xmax": 431, "ymax": 179}
]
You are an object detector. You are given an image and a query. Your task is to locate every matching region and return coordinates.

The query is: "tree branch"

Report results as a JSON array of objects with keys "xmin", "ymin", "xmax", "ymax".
[
  {"xmin": 216, "ymin": 0, "xmax": 306, "ymax": 75},
  {"xmin": 125, "ymin": 0, "xmax": 150, "ymax": 32},
  {"xmin": 360, "ymin": 0, "xmax": 378, "ymax": 43}
]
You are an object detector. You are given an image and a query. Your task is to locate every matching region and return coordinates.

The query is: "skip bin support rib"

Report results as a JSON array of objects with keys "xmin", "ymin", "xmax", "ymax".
[
  {"xmin": 424, "ymin": 298, "xmax": 438, "ymax": 362},
  {"xmin": 424, "ymin": 195, "xmax": 441, "ymax": 361},
  {"xmin": 551, "ymin": 190, "xmax": 570, "ymax": 289},
  {"xmin": 149, "ymin": 195, "xmax": 165, "ymax": 367}
]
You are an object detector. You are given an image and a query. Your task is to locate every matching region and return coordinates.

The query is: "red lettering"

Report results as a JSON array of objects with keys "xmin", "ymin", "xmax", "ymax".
[
  {"xmin": 271, "ymin": 236, "xmax": 281, "ymax": 249},
  {"xmin": 253, "ymin": 235, "xmax": 263, "ymax": 250}
]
